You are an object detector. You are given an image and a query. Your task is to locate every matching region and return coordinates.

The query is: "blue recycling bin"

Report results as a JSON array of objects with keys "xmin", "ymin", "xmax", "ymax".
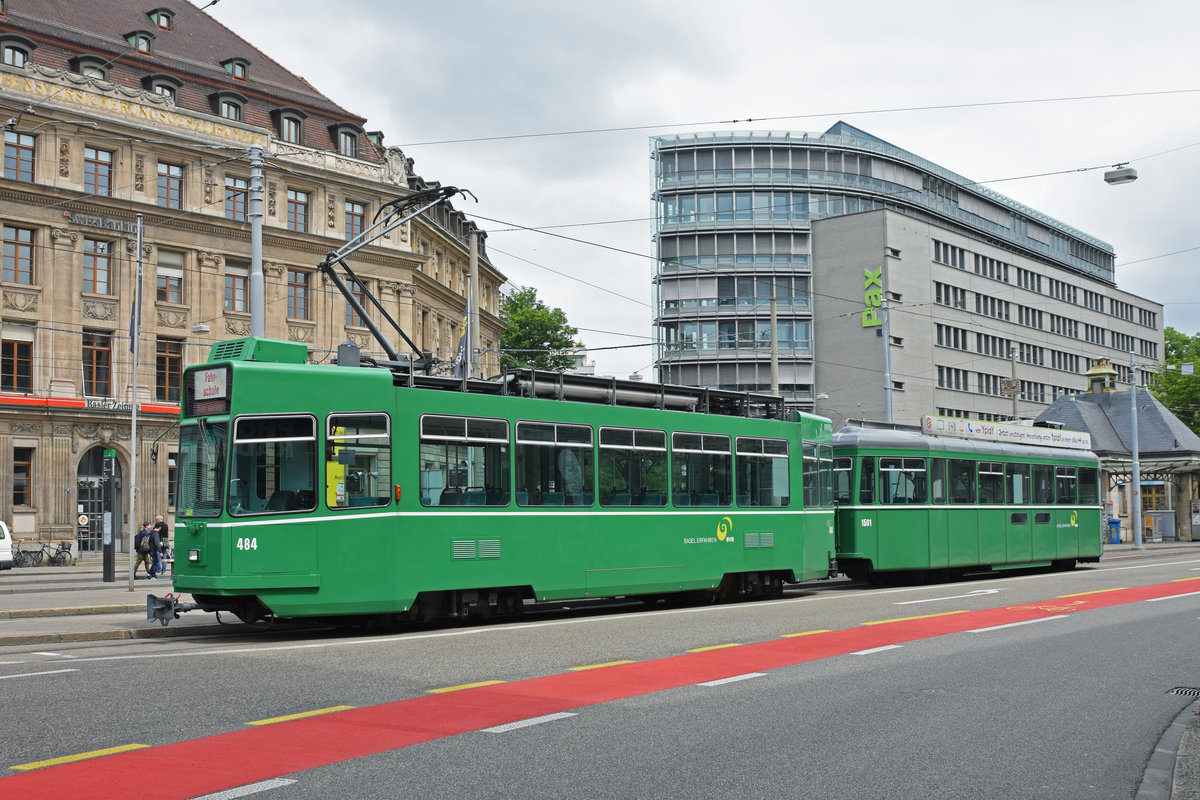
[{"xmin": 1107, "ymin": 518, "xmax": 1121, "ymax": 544}]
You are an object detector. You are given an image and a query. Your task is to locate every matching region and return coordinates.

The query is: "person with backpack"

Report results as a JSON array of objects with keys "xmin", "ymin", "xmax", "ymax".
[
  {"xmin": 153, "ymin": 515, "xmax": 170, "ymax": 577},
  {"xmin": 134, "ymin": 522, "xmax": 153, "ymax": 579},
  {"xmin": 146, "ymin": 519, "xmax": 163, "ymax": 580}
]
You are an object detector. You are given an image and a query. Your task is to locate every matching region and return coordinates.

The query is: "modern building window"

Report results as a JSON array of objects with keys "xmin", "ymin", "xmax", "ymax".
[
  {"xmin": 157, "ymin": 162, "xmax": 183, "ymax": 209},
  {"xmin": 345, "ymin": 279, "xmax": 365, "ymax": 326},
  {"xmin": 224, "ymin": 175, "xmax": 247, "ymax": 221},
  {"xmin": 84, "ymin": 147, "xmax": 113, "ymax": 196},
  {"xmin": 156, "ymin": 249, "xmax": 184, "ymax": 304},
  {"xmin": 82, "ymin": 330, "xmax": 112, "ymax": 397},
  {"xmin": 4, "ymin": 130, "xmax": 35, "ymax": 182},
  {"xmin": 13, "ymin": 446, "xmax": 32, "ymax": 506},
  {"xmin": 286, "ymin": 189, "xmax": 309, "ymax": 232},
  {"xmin": 287, "ymin": 269, "xmax": 310, "ymax": 320},
  {"xmin": 1, "ymin": 323, "xmax": 33, "ymax": 392},
  {"xmin": 2, "ymin": 224, "xmax": 34, "ymax": 284},
  {"xmin": 155, "ymin": 337, "xmax": 182, "ymax": 402},
  {"xmin": 224, "ymin": 262, "xmax": 248, "ymax": 312},
  {"xmin": 338, "ymin": 130, "xmax": 358, "ymax": 158},
  {"xmin": 345, "ymin": 200, "xmax": 365, "ymax": 241},
  {"xmin": 82, "ymin": 238, "xmax": 111, "ymax": 294}
]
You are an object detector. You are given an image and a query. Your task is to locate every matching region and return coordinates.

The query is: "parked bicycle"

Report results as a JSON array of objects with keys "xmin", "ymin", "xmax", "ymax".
[
  {"xmin": 44, "ymin": 541, "xmax": 72, "ymax": 567},
  {"xmin": 13, "ymin": 540, "xmax": 42, "ymax": 567}
]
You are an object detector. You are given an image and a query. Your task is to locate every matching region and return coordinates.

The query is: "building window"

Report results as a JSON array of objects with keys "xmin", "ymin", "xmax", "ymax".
[
  {"xmin": 223, "ymin": 59, "xmax": 248, "ymax": 80},
  {"xmin": 152, "ymin": 82, "xmax": 176, "ymax": 101},
  {"xmin": 82, "ymin": 330, "xmax": 111, "ymax": 397},
  {"xmin": 157, "ymin": 162, "xmax": 183, "ymax": 209},
  {"xmin": 287, "ymin": 269, "xmax": 310, "ymax": 320},
  {"xmin": 280, "ymin": 116, "xmax": 301, "ymax": 144},
  {"xmin": 151, "ymin": 9, "xmax": 173, "ymax": 29},
  {"xmin": 82, "ymin": 238, "xmax": 111, "ymax": 294},
  {"xmin": 1, "ymin": 324, "xmax": 33, "ymax": 392},
  {"xmin": 224, "ymin": 175, "xmax": 247, "ymax": 221},
  {"xmin": 286, "ymin": 189, "xmax": 309, "ymax": 232},
  {"xmin": 346, "ymin": 280, "xmax": 365, "ymax": 326},
  {"xmin": 3, "ymin": 45, "xmax": 27, "ymax": 67},
  {"xmin": 84, "ymin": 147, "xmax": 113, "ymax": 196},
  {"xmin": 167, "ymin": 451, "xmax": 178, "ymax": 508},
  {"xmin": 4, "ymin": 130, "xmax": 35, "ymax": 182},
  {"xmin": 155, "ymin": 338, "xmax": 182, "ymax": 402},
  {"xmin": 2, "ymin": 224, "xmax": 34, "ymax": 284},
  {"xmin": 156, "ymin": 249, "xmax": 184, "ymax": 304},
  {"xmin": 338, "ymin": 130, "xmax": 358, "ymax": 158},
  {"xmin": 225, "ymin": 263, "xmax": 248, "ymax": 312},
  {"xmin": 345, "ymin": 200, "xmax": 365, "ymax": 241},
  {"xmin": 219, "ymin": 100, "xmax": 242, "ymax": 121},
  {"xmin": 128, "ymin": 31, "xmax": 154, "ymax": 54},
  {"xmin": 13, "ymin": 446, "xmax": 32, "ymax": 506}
]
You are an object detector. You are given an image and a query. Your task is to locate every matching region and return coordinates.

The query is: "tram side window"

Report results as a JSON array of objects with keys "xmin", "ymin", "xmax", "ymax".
[
  {"xmin": 419, "ymin": 415, "xmax": 509, "ymax": 506},
  {"xmin": 1032, "ymin": 464, "xmax": 1054, "ymax": 504},
  {"xmin": 1006, "ymin": 463, "xmax": 1031, "ymax": 505},
  {"xmin": 833, "ymin": 457, "xmax": 853, "ymax": 505},
  {"xmin": 1078, "ymin": 467, "xmax": 1100, "ymax": 505},
  {"xmin": 880, "ymin": 458, "xmax": 927, "ymax": 504},
  {"xmin": 930, "ymin": 459, "xmax": 947, "ymax": 504},
  {"xmin": 229, "ymin": 415, "xmax": 316, "ymax": 516},
  {"xmin": 672, "ymin": 432, "xmax": 731, "ymax": 506},
  {"xmin": 802, "ymin": 441, "xmax": 818, "ymax": 507},
  {"xmin": 858, "ymin": 456, "xmax": 875, "ymax": 505},
  {"xmin": 327, "ymin": 413, "xmax": 391, "ymax": 509},
  {"xmin": 819, "ymin": 444, "xmax": 834, "ymax": 507},
  {"xmin": 977, "ymin": 462, "xmax": 1004, "ymax": 504},
  {"xmin": 1055, "ymin": 467, "xmax": 1078, "ymax": 505},
  {"xmin": 516, "ymin": 422, "xmax": 594, "ymax": 506},
  {"xmin": 949, "ymin": 459, "xmax": 975, "ymax": 504},
  {"xmin": 599, "ymin": 427, "xmax": 666, "ymax": 507},
  {"xmin": 735, "ymin": 436, "xmax": 789, "ymax": 507}
]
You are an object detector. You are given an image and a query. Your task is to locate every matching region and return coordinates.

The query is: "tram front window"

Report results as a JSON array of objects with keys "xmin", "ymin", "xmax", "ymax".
[{"xmin": 178, "ymin": 421, "xmax": 228, "ymax": 518}]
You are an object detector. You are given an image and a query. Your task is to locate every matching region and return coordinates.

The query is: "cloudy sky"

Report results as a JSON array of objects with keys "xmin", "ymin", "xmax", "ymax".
[{"xmin": 198, "ymin": 0, "xmax": 1200, "ymax": 377}]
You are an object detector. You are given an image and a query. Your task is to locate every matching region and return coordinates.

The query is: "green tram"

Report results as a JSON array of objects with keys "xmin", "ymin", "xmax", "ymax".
[
  {"xmin": 157, "ymin": 337, "xmax": 837, "ymax": 624},
  {"xmin": 831, "ymin": 423, "xmax": 1103, "ymax": 583}
]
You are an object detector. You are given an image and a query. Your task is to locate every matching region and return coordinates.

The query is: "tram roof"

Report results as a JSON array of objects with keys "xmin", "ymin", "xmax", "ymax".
[{"xmin": 833, "ymin": 424, "xmax": 1099, "ymax": 463}]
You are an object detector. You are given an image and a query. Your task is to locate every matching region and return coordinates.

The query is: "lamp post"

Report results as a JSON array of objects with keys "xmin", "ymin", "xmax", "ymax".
[{"xmin": 1130, "ymin": 349, "xmax": 1143, "ymax": 549}]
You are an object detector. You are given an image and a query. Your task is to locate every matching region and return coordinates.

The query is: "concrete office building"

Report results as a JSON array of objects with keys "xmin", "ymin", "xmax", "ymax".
[
  {"xmin": 0, "ymin": 0, "xmax": 504, "ymax": 551},
  {"xmin": 651, "ymin": 122, "xmax": 1163, "ymax": 426}
]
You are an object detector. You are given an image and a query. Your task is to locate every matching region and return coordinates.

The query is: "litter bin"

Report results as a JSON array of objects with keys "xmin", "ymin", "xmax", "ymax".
[{"xmin": 1107, "ymin": 518, "xmax": 1121, "ymax": 544}]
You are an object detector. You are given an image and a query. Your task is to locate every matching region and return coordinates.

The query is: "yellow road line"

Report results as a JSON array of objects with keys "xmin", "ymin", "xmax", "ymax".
[
  {"xmin": 11, "ymin": 743, "xmax": 148, "ymax": 772},
  {"xmin": 568, "ymin": 660, "xmax": 636, "ymax": 671},
  {"xmin": 861, "ymin": 610, "xmax": 968, "ymax": 626},
  {"xmin": 1057, "ymin": 588, "xmax": 1127, "ymax": 598},
  {"xmin": 246, "ymin": 706, "xmax": 356, "ymax": 726},
  {"xmin": 686, "ymin": 643, "xmax": 741, "ymax": 653},
  {"xmin": 427, "ymin": 679, "xmax": 505, "ymax": 694},
  {"xmin": 1171, "ymin": 576, "xmax": 1200, "ymax": 583},
  {"xmin": 781, "ymin": 629, "xmax": 832, "ymax": 638}
]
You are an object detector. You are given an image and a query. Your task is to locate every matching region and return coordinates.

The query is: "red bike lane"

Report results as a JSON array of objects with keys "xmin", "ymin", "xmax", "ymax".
[{"xmin": 6, "ymin": 578, "xmax": 1199, "ymax": 799}]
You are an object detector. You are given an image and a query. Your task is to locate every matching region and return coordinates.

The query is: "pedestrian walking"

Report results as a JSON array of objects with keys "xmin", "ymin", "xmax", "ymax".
[
  {"xmin": 134, "ymin": 522, "xmax": 153, "ymax": 578},
  {"xmin": 152, "ymin": 514, "xmax": 170, "ymax": 579},
  {"xmin": 147, "ymin": 521, "xmax": 163, "ymax": 579}
]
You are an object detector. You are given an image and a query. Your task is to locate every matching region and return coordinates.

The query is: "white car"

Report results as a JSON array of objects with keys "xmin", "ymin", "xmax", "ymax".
[{"xmin": 0, "ymin": 520, "xmax": 13, "ymax": 570}]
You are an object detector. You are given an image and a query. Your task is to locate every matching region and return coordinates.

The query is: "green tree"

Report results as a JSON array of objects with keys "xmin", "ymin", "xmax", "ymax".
[
  {"xmin": 1149, "ymin": 326, "xmax": 1200, "ymax": 436},
  {"xmin": 498, "ymin": 286, "xmax": 580, "ymax": 372}
]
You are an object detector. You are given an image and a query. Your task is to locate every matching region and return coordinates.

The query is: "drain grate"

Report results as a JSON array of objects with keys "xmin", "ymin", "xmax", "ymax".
[{"xmin": 1167, "ymin": 687, "xmax": 1200, "ymax": 697}]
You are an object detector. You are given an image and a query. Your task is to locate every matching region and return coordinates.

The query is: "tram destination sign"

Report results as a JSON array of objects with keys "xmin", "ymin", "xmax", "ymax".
[{"xmin": 922, "ymin": 414, "xmax": 1092, "ymax": 451}]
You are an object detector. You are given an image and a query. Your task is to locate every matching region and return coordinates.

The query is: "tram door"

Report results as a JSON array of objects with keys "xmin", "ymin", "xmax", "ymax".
[{"xmin": 76, "ymin": 446, "xmax": 124, "ymax": 554}]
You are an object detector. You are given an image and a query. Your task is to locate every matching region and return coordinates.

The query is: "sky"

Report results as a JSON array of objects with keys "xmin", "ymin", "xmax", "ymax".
[{"xmin": 197, "ymin": 0, "xmax": 1200, "ymax": 378}]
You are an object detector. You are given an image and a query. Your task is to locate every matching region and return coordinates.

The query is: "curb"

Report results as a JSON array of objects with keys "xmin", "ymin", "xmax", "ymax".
[
  {"xmin": 0, "ymin": 623, "xmax": 244, "ymax": 646},
  {"xmin": 0, "ymin": 604, "xmax": 144, "ymax": 619}
]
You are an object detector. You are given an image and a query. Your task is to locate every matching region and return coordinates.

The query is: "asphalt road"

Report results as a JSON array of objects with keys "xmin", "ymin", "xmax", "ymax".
[{"xmin": 1, "ymin": 550, "xmax": 1198, "ymax": 799}]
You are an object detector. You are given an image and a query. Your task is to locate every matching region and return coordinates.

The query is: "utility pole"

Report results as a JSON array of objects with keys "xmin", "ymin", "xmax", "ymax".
[
  {"xmin": 469, "ymin": 229, "xmax": 480, "ymax": 378},
  {"xmin": 1130, "ymin": 349, "xmax": 1143, "ymax": 549},
  {"xmin": 248, "ymin": 144, "xmax": 265, "ymax": 338},
  {"xmin": 769, "ymin": 290, "xmax": 780, "ymax": 396},
  {"xmin": 127, "ymin": 213, "xmax": 143, "ymax": 590}
]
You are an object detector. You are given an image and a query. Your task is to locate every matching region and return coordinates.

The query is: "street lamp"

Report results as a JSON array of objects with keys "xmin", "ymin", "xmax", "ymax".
[{"xmin": 1104, "ymin": 164, "xmax": 1138, "ymax": 185}]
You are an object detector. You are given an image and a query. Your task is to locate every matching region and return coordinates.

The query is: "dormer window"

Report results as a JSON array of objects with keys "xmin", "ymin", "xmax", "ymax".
[
  {"xmin": 210, "ymin": 90, "xmax": 247, "ymax": 122},
  {"xmin": 142, "ymin": 73, "xmax": 182, "ymax": 102},
  {"xmin": 71, "ymin": 55, "xmax": 109, "ymax": 80},
  {"xmin": 0, "ymin": 34, "xmax": 35, "ymax": 67},
  {"xmin": 125, "ymin": 30, "xmax": 155, "ymax": 55},
  {"xmin": 271, "ymin": 107, "xmax": 308, "ymax": 145},
  {"xmin": 329, "ymin": 123, "xmax": 362, "ymax": 158},
  {"xmin": 222, "ymin": 58, "xmax": 250, "ymax": 81},
  {"xmin": 148, "ymin": 8, "xmax": 173, "ymax": 30}
]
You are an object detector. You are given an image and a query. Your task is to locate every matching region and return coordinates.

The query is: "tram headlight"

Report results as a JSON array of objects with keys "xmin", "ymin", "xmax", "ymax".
[{"xmin": 188, "ymin": 548, "xmax": 200, "ymax": 562}]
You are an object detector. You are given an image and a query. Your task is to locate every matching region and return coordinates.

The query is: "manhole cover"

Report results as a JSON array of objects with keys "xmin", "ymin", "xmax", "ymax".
[{"xmin": 1167, "ymin": 687, "xmax": 1200, "ymax": 697}]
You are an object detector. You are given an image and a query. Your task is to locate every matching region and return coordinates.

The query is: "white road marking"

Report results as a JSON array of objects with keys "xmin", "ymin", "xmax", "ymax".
[
  {"xmin": 699, "ymin": 673, "xmax": 766, "ymax": 687},
  {"xmin": 482, "ymin": 712, "xmax": 577, "ymax": 733},
  {"xmin": 192, "ymin": 779, "xmax": 297, "ymax": 799},
  {"xmin": 852, "ymin": 645, "xmax": 903, "ymax": 655},
  {"xmin": 966, "ymin": 615, "xmax": 1070, "ymax": 633},
  {"xmin": 1145, "ymin": 590, "xmax": 1200, "ymax": 602},
  {"xmin": 0, "ymin": 668, "xmax": 78, "ymax": 680}
]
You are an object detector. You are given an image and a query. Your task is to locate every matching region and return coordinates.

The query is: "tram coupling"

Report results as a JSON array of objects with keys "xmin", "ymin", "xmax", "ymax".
[{"xmin": 146, "ymin": 593, "xmax": 200, "ymax": 626}]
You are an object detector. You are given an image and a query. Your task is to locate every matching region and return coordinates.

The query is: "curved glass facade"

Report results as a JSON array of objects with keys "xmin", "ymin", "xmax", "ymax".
[{"xmin": 651, "ymin": 122, "xmax": 1116, "ymax": 407}]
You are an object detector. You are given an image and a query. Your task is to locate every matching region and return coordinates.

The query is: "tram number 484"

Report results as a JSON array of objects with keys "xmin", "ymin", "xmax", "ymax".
[{"xmin": 235, "ymin": 537, "xmax": 259, "ymax": 551}]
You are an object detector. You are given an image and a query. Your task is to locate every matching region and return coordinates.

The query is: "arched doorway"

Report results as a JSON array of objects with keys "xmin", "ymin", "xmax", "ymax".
[{"xmin": 76, "ymin": 446, "xmax": 123, "ymax": 554}]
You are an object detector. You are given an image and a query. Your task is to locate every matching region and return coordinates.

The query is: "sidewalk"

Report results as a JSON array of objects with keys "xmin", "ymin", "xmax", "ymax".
[{"xmin": 2, "ymin": 542, "xmax": 1198, "ymax": 799}]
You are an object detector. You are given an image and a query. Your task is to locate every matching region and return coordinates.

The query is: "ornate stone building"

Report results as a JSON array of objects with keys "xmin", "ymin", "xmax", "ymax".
[{"xmin": 0, "ymin": 0, "xmax": 504, "ymax": 552}]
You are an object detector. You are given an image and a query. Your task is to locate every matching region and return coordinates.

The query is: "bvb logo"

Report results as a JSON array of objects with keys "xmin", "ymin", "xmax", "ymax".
[
  {"xmin": 716, "ymin": 516, "xmax": 733, "ymax": 541},
  {"xmin": 1070, "ymin": 511, "xmax": 1078, "ymax": 527}
]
